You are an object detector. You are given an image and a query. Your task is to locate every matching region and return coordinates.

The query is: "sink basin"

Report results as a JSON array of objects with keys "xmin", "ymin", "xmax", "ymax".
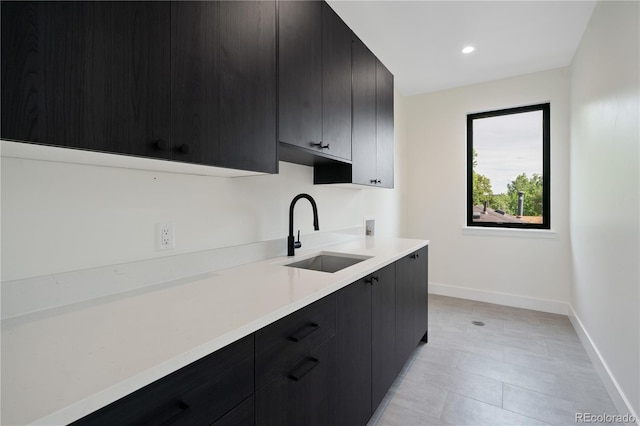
[{"xmin": 285, "ymin": 253, "xmax": 371, "ymax": 273}]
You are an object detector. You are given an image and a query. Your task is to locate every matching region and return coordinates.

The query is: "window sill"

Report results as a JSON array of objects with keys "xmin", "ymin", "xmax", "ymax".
[{"xmin": 462, "ymin": 226, "xmax": 557, "ymax": 239}]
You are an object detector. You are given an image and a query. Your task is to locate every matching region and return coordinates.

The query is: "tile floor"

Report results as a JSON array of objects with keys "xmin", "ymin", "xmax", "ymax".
[{"xmin": 368, "ymin": 294, "xmax": 623, "ymax": 426}]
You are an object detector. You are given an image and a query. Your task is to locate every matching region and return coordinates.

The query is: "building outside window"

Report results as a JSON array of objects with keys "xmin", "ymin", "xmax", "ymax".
[{"xmin": 467, "ymin": 103, "xmax": 550, "ymax": 229}]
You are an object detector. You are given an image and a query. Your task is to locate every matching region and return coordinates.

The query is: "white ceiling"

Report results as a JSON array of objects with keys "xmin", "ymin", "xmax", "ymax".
[{"xmin": 327, "ymin": 1, "xmax": 597, "ymax": 96}]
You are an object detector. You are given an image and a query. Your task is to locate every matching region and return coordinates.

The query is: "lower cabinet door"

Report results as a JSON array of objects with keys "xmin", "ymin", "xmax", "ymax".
[
  {"xmin": 255, "ymin": 293, "xmax": 336, "ymax": 389},
  {"xmin": 413, "ymin": 246, "xmax": 429, "ymax": 344},
  {"xmin": 256, "ymin": 337, "xmax": 336, "ymax": 426},
  {"xmin": 212, "ymin": 396, "xmax": 254, "ymax": 426},
  {"xmin": 336, "ymin": 277, "xmax": 372, "ymax": 426},
  {"xmin": 372, "ymin": 263, "xmax": 397, "ymax": 410},
  {"xmin": 395, "ymin": 254, "xmax": 415, "ymax": 375},
  {"xmin": 71, "ymin": 335, "xmax": 254, "ymax": 426}
]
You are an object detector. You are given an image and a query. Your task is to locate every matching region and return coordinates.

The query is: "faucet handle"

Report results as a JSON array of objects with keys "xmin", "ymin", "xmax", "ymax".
[{"xmin": 294, "ymin": 230, "xmax": 302, "ymax": 249}]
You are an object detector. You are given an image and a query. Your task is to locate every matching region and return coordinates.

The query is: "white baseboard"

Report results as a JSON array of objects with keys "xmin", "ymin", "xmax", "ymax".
[
  {"xmin": 428, "ymin": 282, "xmax": 569, "ymax": 315},
  {"xmin": 568, "ymin": 305, "xmax": 639, "ymax": 425}
]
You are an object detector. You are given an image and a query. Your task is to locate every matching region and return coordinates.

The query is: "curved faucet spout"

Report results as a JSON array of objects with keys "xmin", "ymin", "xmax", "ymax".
[{"xmin": 288, "ymin": 193, "xmax": 320, "ymax": 256}]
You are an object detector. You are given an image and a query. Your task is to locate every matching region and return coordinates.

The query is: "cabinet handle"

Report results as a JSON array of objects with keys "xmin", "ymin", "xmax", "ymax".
[
  {"xmin": 370, "ymin": 179, "xmax": 381, "ymax": 184},
  {"xmin": 411, "ymin": 253, "xmax": 420, "ymax": 259},
  {"xmin": 178, "ymin": 144, "xmax": 191, "ymax": 154},
  {"xmin": 289, "ymin": 322, "xmax": 320, "ymax": 342},
  {"xmin": 365, "ymin": 275, "xmax": 379, "ymax": 285},
  {"xmin": 311, "ymin": 142, "xmax": 330, "ymax": 150},
  {"xmin": 288, "ymin": 357, "xmax": 320, "ymax": 382},
  {"xmin": 154, "ymin": 140, "xmax": 169, "ymax": 151}
]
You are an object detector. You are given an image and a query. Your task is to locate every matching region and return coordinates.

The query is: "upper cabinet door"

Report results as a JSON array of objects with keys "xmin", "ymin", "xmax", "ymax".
[
  {"xmin": 171, "ymin": 1, "xmax": 277, "ymax": 173},
  {"xmin": 376, "ymin": 60, "xmax": 394, "ymax": 188},
  {"xmin": 321, "ymin": 2, "xmax": 352, "ymax": 161},
  {"xmin": 1, "ymin": 1, "xmax": 172, "ymax": 158},
  {"xmin": 351, "ymin": 36, "xmax": 377, "ymax": 186},
  {"xmin": 278, "ymin": 0, "xmax": 323, "ymax": 150},
  {"xmin": 171, "ymin": 1, "xmax": 220, "ymax": 166},
  {"xmin": 88, "ymin": 2, "xmax": 171, "ymax": 158},
  {"xmin": 217, "ymin": 1, "xmax": 277, "ymax": 173}
]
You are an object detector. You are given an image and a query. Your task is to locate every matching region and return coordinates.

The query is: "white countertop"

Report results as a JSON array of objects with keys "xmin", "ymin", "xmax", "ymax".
[{"xmin": 1, "ymin": 236, "xmax": 428, "ymax": 425}]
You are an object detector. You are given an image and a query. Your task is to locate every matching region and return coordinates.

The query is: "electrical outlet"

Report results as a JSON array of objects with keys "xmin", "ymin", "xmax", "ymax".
[
  {"xmin": 156, "ymin": 222, "xmax": 175, "ymax": 250},
  {"xmin": 364, "ymin": 216, "xmax": 376, "ymax": 236}
]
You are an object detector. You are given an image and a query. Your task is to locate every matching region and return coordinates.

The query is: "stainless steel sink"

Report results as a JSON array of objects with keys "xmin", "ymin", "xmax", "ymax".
[{"xmin": 285, "ymin": 253, "xmax": 371, "ymax": 273}]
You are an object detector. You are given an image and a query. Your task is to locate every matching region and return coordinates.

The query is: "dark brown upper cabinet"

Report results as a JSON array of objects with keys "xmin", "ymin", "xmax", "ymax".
[
  {"xmin": 375, "ymin": 60, "xmax": 394, "ymax": 188},
  {"xmin": 351, "ymin": 36, "xmax": 378, "ymax": 186},
  {"xmin": 1, "ymin": 1, "xmax": 277, "ymax": 174},
  {"xmin": 1, "ymin": 1, "xmax": 171, "ymax": 159},
  {"xmin": 278, "ymin": 0, "xmax": 352, "ymax": 165},
  {"xmin": 321, "ymin": 2, "xmax": 352, "ymax": 162},
  {"xmin": 278, "ymin": 1, "xmax": 322, "ymax": 153},
  {"xmin": 314, "ymin": 36, "xmax": 395, "ymax": 188},
  {"xmin": 171, "ymin": 1, "xmax": 277, "ymax": 173}
]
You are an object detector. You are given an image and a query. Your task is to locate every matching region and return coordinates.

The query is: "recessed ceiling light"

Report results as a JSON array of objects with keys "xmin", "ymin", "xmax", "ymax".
[{"xmin": 462, "ymin": 46, "xmax": 475, "ymax": 54}]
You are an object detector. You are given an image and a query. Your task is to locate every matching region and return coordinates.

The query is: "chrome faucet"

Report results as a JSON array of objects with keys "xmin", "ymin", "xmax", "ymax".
[{"xmin": 288, "ymin": 193, "xmax": 319, "ymax": 256}]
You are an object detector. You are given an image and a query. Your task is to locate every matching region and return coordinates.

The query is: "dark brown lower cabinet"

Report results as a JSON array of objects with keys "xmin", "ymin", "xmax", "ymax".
[
  {"xmin": 336, "ymin": 276, "xmax": 372, "ymax": 426},
  {"xmin": 371, "ymin": 264, "xmax": 398, "ymax": 409},
  {"xmin": 336, "ymin": 262, "xmax": 405, "ymax": 425},
  {"xmin": 212, "ymin": 396, "xmax": 254, "ymax": 426},
  {"xmin": 71, "ymin": 335, "xmax": 254, "ymax": 426},
  {"xmin": 395, "ymin": 254, "xmax": 416, "ymax": 374},
  {"xmin": 337, "ymin": 251, "xmax": 427, "ymax": 426},
  {"xmin": 396, "ymin": 247, "xmax": 429, "ymax": 372},
  {"xmin": 256, "ymin": 336, "xmax": 337, "ymax": 426},
  {"xmin": 254, "ymin": 293, "xmax": 336, "ymax": 389},
  {"xmin": 414, "ymin": 246, "xmax": 429, "ymax": 344}
]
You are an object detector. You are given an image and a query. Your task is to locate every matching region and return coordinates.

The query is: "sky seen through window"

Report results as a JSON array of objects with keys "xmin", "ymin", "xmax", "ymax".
[{"xmin": 473, "ymin": 110, "xmax": 543, "ymax": 194}]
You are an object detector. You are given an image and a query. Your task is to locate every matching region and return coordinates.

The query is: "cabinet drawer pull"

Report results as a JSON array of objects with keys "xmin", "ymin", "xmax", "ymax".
[
  {"xmin": 158, "ymin": 400, "xmax": 189, "ymax": 425},
  {"xmin": 370, "ymin": 179, "xmax": 381, "ymax": 184},
  {"xmin": 365, "ymin": 275, "xmax": 379, "ymax": 285},
  {"xmin": 411, "ymin": 253, "xmax": 419, "ymax": 259},
  {"xmin": 154, "ymin": 140, "xmax": 169, "ymax": 151},
  {"xmin": 289, "ymin": 322, "xmax": 320, "ymax": 342},
  {"xmin": 311, "ymin": 142, "xmax": 330, "ymax": 150},
  {"xmin": 288, "ymin": 357, "xmax": 320, "ymax": 382}
]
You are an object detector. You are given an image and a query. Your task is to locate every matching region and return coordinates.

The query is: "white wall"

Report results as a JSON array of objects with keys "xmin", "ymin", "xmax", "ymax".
[
  {"xmin": 404, "ymin": 69, "xmax": 572, "ymax": 312},
  {"xmin": 569, "ymin": 0, "xmax": 639, "ymax": 418},
  {"xmin": 1, "ymin": 92, "xmax": 408, "ymax": 282}
]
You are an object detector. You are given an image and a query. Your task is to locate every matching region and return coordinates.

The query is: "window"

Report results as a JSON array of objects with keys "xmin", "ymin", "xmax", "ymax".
[{"xmin": 467, "ymin": 103, "xmax": 550, "ymax": 229}]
